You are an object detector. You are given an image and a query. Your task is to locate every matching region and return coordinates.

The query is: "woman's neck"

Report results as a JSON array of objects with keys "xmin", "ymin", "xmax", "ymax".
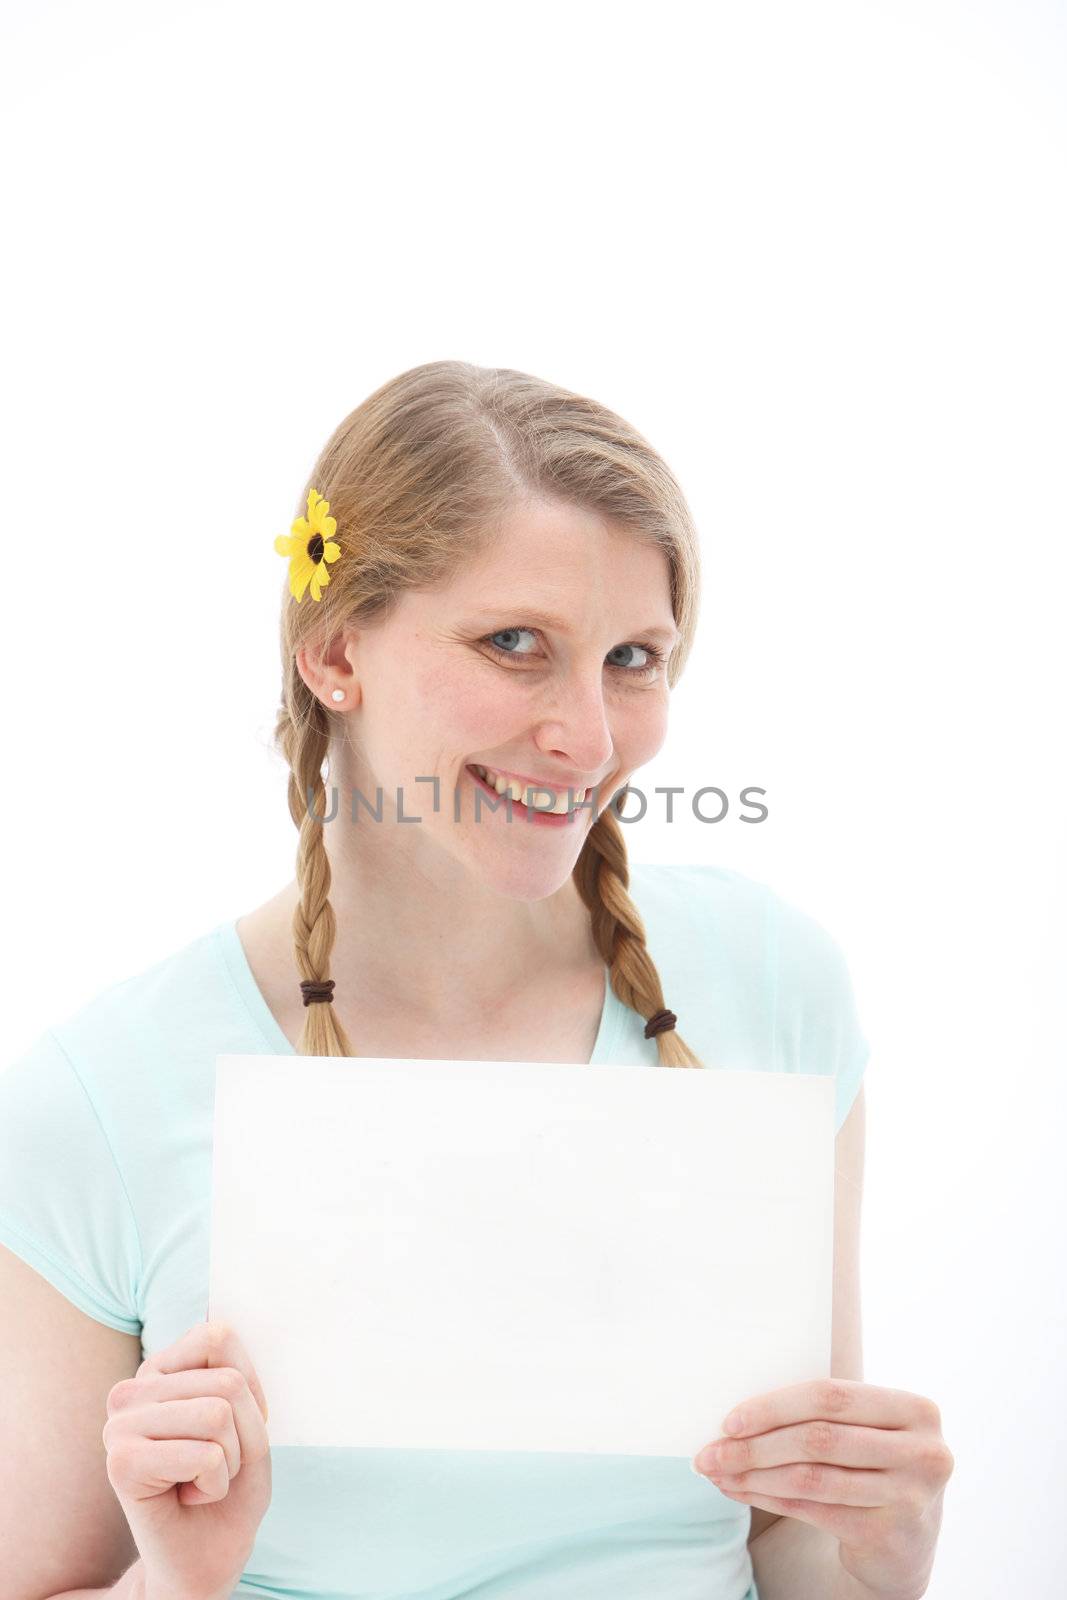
[{"xmin": 239, "ymin": 860, "xmax": 600, "ymax": 1035}]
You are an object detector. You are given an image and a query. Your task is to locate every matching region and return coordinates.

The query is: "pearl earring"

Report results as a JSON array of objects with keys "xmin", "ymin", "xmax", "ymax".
[{"xmin": 330, "ymin": 689, "xmax": 345, "ymax": 703}]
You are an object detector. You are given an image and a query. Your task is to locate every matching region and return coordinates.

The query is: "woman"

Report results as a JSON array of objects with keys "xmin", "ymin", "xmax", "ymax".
[{"xmin": 0, "ymin": 361, "xmax": 952, "ymax": 1600}]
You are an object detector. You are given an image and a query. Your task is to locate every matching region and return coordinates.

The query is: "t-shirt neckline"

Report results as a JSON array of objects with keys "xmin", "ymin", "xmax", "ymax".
[{"xmin": 213, "ymin": 918, "xmax": 626, "ymax": 1066}]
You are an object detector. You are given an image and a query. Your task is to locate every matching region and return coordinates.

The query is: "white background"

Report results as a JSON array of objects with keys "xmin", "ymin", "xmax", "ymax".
[{"xmin": 1, "ymin": 0, "xmax": 1064, "ymax": 1591}]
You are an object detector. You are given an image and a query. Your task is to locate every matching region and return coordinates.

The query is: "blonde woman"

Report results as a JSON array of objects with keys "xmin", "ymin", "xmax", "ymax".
[{"xmin": 0, "ymin": 361, "xmax": 952, "ymax": 1600}]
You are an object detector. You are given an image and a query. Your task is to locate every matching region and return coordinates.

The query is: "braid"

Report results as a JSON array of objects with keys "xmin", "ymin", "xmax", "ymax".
[
  {"xmin": 274, "ymin": 677, "xmax": 354, "ymax": 1057},
  {"xmin": 573, "ymin": 793, "xmax": 703, "ymax": 1068}
]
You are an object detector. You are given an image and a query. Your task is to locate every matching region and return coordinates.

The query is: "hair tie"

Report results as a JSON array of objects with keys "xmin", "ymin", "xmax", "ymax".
[
  {"xmin": 644, "ymin": 1007, "xmax": 677, "ymax": 1040},
  {"xmin": 300, "ymin": 979, "xmax": 336, "ymax": 1007}
]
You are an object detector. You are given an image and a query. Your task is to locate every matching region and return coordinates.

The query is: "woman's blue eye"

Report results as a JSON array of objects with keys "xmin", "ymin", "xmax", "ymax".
[
  {"xmin": 480, "ymin": 627, "xmax": 665, "ymax": 679},
  {"xmin": 487, "ymin": 627, "xmax": 537, "ymax": 657}
]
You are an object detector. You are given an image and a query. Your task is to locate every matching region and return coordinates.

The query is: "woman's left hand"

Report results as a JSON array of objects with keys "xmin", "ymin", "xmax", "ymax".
[{"xmin": 692, "ymin": 1378, "xmax": 954, "ymax": 1600}]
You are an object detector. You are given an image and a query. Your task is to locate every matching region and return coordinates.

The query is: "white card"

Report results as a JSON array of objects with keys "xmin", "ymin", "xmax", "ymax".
[{"xmin": 210, "ymin": 1055, "xmax": 835, "ymax": 1456}]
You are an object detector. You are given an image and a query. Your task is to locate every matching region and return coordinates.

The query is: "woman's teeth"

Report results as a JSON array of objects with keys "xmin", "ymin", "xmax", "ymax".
[{"xmin": 471, "ymin": 764, "xmax": 588, "ymax": 816}]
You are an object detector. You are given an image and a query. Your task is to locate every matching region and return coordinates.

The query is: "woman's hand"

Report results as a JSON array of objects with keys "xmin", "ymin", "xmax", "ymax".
[
  {"xmin": 102, "ymin": 1319, "xmax": 272, "ymax": 1600},
  {"xmin": 692, "ymin": 1378, "xmax": 954, "ymax": 1600}
]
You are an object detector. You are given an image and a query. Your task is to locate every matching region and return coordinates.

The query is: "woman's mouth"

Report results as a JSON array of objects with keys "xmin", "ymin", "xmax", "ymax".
[{"xmin": 465, "ymin": 763, "xmax": 589, "ymax": 824}]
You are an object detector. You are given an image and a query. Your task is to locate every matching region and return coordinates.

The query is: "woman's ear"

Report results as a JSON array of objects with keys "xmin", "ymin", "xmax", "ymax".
[{"xmin": 296, "ymin": 630, "xmax": 361, "ymax": 710}]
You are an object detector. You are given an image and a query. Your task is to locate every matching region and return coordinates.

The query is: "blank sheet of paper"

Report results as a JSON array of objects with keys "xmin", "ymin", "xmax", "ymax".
[{"xmin": 209, "ymin": 1055, "xmax": 835, "ymax": 1457}]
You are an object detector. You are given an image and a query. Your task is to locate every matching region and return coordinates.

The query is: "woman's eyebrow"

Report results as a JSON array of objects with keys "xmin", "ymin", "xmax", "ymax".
[{"xmin": 467, "ymin": 607, "xmax": 679, "ymax": 644}]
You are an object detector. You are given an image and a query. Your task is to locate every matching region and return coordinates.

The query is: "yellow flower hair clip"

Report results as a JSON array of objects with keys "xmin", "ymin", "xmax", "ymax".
[{"xmin": 274, "ymin": 488, "xmax": 343, "ymax": 602}]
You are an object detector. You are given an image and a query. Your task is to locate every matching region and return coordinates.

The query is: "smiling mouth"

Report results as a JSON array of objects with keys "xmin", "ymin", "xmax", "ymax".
[{"xmin": 467, "ymin": 764, "xmax": 591, "ymax": 815}]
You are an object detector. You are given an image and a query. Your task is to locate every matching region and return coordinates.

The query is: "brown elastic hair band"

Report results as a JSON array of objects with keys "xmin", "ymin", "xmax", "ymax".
[
  {"xmin": 299, "ymin": 979, "xmax": 336, "ymax": 1006},
  {"xmin": 643, "ymin": 1008, "xmax": 678, "ymax": 1040},
  {"xmin": 299, "ymin": 981, "xmax": 674, "ymax": 1035}
]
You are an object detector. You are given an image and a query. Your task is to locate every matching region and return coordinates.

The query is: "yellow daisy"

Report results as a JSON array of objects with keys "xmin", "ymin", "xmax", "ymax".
[{"xmin": 274, "ymin": 488, "xmax": 342, "ymax": 602}]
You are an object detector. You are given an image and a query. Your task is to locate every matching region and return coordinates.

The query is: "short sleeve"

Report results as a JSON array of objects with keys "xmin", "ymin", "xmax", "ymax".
[
  {"xmin": 0, "ymin": 1028, "xmax": 143, "ymax": 1334},
  {"xmin": 770, "ymin": 896, "xmax": 871, "ymax": 1134}
]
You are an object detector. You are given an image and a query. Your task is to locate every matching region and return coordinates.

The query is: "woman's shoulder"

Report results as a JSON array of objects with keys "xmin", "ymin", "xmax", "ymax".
[
  {"xmin": 3, "ymin": 919, "xmax": 244, "ymax": 1114},
  {"xmin": 625, "ymin": 858, "xmax": 783, "ymax": 954},
  {"xmin": 625, "ymin": 861, "xmax": 864, "ymax": 1035},
  {"xmin": 61, "ymin": 919, "xmax": 230, "ymax": 1033},
  {"xmin": 627, "ymin": 860, "xmax": 850, "ymax": 957},
  {"xmin": 627, "ymin": 862, "xmax": 870, "ymax": 1128},
  {"xmin": 627, "ymin": 858, "xmax": 776, "ymax": 905},
  {"xmin": 0, "ymin": 925, "xmax": 235, "ymax": 1336}
]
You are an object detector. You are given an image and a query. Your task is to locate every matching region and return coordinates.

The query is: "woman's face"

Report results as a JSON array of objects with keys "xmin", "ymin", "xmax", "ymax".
[{"xmin": 322, "ymin": 496, "xmax": 680, "ymax": 899}]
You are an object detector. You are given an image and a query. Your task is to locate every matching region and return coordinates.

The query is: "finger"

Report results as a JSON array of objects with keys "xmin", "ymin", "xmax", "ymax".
[
  {"xmin": 138, "ymin": 1320, "xmax": 269, "ymax": 1421},
  {"xmin": 107, "ymin": 1367, "xmax": 268, "ymax": 1476},
  {"xmin": 699, "ymin": 1418, "xmax": 920, "ymax": 1476},
  {"xmin": 720, "ymin": 1379, "xmax": 926, "ymax": 1440},
  {"xmin": 111, "ymin": 1397, "xmax": 242, "ymax": 1479},
  {"xmin": 715, "ymin": 1484, "xmax": 867, "ymax": 1543},
  {"xmin": 712, "ymin": 1462, "xmax": 890, "ymax": 1508},
  {"xmin": 108, "ymin": 1436, "xmax": 230, "ymax": 1504}
]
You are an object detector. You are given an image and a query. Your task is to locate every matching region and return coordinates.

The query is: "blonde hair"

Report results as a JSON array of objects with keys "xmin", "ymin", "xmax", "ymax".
[{"xmin": 273, "ymin": 360, "xmax": 703, "ymax": 1066}]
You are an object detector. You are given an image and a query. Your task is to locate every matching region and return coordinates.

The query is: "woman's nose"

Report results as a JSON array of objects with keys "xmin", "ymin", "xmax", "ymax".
[{"xmin": 534, "ymin": 669, "xmax": 615, "ymax": 773}]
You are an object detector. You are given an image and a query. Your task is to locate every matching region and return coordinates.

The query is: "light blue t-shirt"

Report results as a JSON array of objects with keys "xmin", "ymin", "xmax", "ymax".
[{"xmin": 0, "ymin": 863, "xmax": 869, "ymax": 1600}]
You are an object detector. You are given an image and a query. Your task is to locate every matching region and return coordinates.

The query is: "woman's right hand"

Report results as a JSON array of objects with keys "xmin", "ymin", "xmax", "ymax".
[{"xmin": 102, "ymin": 1320, "xmax": 272, "ymax": 1600}]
